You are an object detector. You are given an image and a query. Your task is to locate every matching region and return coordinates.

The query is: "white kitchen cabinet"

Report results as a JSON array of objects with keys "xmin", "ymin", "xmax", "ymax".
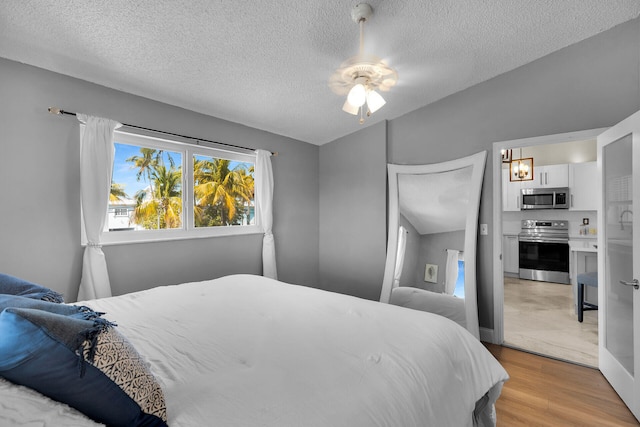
[
  {"xmin": 569, "ymin": 161, "xmax": 598, "ymax": 211},
  {"xmin": 503, "ymin": 234, "xmax": 519, "ymax": 274},
  {"xmin": 530, "ymin": 164, "xmax": 569, "ymax": 188},
  {"xmin": 502, "ymin": 169, "xmax": 522, "ymax": 211}
]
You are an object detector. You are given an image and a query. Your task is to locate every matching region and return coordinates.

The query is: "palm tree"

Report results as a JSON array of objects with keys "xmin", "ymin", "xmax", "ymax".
[
  {"xmin": 126, "ymin": 148, "xmax": 161, "ymax": 196},
  {"xmin": 194, "ymin": 158, "xmax": 254, "ymax": 226},
  {"xmin": 131, "ymin": 164, "xmax": 182, "ymax": 229},
  {"xmin": 109, "ymin": 182, "xmax": 128, "ymax": 202},
  {"xmin": 126, "ymin": 147, "xmax": 182, "ymax": 229}
]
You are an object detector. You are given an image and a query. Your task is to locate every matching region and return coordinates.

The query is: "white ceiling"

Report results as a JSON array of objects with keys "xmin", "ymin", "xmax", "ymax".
[{"xmin": 1, "ymin": 1, "xmax": 638, "ymax": 145}]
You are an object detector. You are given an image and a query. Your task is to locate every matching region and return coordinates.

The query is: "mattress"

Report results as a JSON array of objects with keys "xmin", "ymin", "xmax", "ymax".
[{"xmin": 0, "ymin": 274, "xmax": 508, "ymax": 426}]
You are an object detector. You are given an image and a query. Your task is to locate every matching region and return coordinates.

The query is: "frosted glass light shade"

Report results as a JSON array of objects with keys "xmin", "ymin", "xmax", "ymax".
[
  {"xmin": 347, "ymin": 83, "xmax": 366, "ymax": 107},
  {"xmin": 342, "ymin": 99, "xmax": 359, "ymax": 115},
  {"xmin": 366, "ymin": 90, "xmax": 386, "ymax": 113}
]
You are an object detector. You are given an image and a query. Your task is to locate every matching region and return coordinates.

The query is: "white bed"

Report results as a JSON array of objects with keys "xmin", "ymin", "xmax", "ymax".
[{"xmin": 0, "ymin": 274, "xmax": 508, "ymax": 426}]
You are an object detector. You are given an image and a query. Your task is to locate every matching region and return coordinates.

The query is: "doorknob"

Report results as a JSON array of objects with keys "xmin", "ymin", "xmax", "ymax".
[{"xmin": 620, "ymin": 279, "xmax": 640, "ymax": 290}]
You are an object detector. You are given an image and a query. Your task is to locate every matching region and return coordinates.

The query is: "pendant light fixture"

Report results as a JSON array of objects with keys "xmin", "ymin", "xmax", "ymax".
[
  {"xmin": 329, "ymin": 3, "xmax": 398, "ymax": 124},
  {"xmin": 509, "ymin": 148, "xmax": 534, "ymax": 182}
]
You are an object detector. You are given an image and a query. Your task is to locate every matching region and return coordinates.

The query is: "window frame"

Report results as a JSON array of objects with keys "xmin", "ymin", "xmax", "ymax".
[{"xmin": 95, "ymin": 130, "xmax": 261, "ymax": 246}]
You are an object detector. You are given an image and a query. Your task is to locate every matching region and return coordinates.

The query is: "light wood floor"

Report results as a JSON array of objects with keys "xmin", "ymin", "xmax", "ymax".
[
  {"xmin": 504, "ymin": 276, "xmax": 598, "ymax": 367},
  {"xmin": 485, "ymin": 343, "xmax": 638, "ymax": 426}
]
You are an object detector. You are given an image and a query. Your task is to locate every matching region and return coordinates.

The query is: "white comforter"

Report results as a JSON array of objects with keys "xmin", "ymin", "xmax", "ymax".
[{"xmin": 0, "ymin": 274, "xmax": 508, "ymax": 426}]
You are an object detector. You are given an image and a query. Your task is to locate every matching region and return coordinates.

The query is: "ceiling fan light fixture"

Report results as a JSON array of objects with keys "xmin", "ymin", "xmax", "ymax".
[
  {"xmin": 342, "ymin": 99, "xmax": 360, "ymax": 115},
  {"xmin": 366, "ymin": 89, "xmax": 386, "ymax": 114},
  {"xmin": 329, "ymin": 3, "xmax": 397, "ymax": 124},
  {"xmin": 347, "ymin": 81, "xmax": 367, "ymax": 107}
]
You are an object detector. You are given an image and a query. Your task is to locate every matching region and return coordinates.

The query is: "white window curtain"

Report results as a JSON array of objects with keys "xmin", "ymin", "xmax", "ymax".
[
  {"xmin": 77, "ymin": 114, "xmax": 122, "ymax": 301},
  {"xmin": 444, "ymin": 249, "xmax": 460, "ymax": 295},
  {"xmin": 255, "ymin": 149, "xmax": 277, "ymax": 279},
  {"xmin": 393, "ymin": 226, "xmax": 407, "ymax": 288}
]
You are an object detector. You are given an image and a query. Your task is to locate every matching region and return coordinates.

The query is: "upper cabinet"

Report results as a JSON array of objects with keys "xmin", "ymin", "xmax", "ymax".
[
  {"xmin": 529, "ymin": 164, "xmax": 569, "ymax": 188},
  {"xmin": 502, "ymin": 162, "xmax": 595, "ymax": 212},
  {"xmin": 502, "ymin": 169, "xmax": 521, "ymax": 211},
  {"xmin": 569, "ymin": 161, "xmax": 598, "ymax": 211}
]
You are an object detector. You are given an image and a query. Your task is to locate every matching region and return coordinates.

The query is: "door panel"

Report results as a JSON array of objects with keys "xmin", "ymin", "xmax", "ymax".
[
  {"xmin": 598, "ymin": 112, "xmax": 640, "ymax": 420},
  {"xmin": 603, "ymin": 134, "xmax": 633, "ymax": 373}
]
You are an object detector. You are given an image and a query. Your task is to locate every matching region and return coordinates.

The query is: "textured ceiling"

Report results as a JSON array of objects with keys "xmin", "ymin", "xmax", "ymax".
[{"xmin": 1, "ymin": 1, "xmax": 638, "ymax": 145}]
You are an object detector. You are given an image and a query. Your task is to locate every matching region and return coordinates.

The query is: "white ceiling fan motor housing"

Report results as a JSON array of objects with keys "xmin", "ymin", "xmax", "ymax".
[{"xmin": 351, "ymin": 3, "xmax": 373, "ymax": 24}]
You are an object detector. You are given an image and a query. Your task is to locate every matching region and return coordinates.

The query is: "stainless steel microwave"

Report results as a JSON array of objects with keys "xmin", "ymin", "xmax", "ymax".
[{"xmin": 521, "ymin": 187, "xmax": 570, "ymax": 210}]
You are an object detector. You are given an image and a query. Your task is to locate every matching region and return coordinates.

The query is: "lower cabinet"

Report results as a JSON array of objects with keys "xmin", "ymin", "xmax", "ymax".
[{"xmin": 503, "ymin": 235, "xmax": 519, "ymax": 275}]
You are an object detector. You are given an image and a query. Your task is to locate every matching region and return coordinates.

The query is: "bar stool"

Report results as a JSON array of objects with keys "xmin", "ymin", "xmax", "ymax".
[{"xmin": 577, "ymin": 272, "xmax": 598, "ymax": 322}]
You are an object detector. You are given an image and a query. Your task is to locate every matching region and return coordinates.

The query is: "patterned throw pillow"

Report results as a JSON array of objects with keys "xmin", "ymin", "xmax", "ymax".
[
  {"xmin": 0, "ymin": 307, "xmax": 167, "ymax": 426},
  {"xmin": 0, "ymin": 272, "xmax": 64, "ymax": 303},
  {"xmin": 82, "ymin": 326, "xmax": 167, "ymax": 423}
]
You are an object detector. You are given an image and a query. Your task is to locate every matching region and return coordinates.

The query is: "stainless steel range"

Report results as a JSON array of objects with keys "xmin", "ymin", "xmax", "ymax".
[{"xmin": 518, "ymin": 219, "xmax": 570, "ymax": 284}]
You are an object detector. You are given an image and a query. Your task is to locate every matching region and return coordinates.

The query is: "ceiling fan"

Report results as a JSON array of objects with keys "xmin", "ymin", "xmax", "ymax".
[{"xmin": 329, "ymin": 3, "xmax": 398, "ymax": 124}]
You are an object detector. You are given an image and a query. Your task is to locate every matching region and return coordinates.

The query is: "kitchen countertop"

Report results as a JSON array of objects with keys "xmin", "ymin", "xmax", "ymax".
[
  {"xmin": 569, "ymin": 234, "xmax": 598, "ymax": 240},
  {"xmin": 569, "ymin": 240, "xmax": 597, "ymax": 252}
]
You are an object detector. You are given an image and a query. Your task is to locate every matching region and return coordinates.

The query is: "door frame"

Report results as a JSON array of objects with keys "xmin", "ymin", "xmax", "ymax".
[{"xmin": 491, "ymin": 127, "xmax": 608, "ymax": 344}]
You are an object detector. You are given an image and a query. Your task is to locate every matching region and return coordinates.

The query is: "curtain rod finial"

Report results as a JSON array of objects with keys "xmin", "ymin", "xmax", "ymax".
[{"xmin": 48, "ymin": 107, "xmax": 62, "ymax": 115}]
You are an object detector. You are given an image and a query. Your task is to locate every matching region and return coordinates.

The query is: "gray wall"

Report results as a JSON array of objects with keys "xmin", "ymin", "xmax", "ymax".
[
  {"xmin": 336, "ymin": 19, "xmax": 640, "ymax": 329},
  {"xmin": 388, "ymin": 17, "xmax": 640, "ymax": 329},
  {"xmin": 0, "ymin": 57, "xmax": 319, "ymax": 301},
  {"xmin": 398, "ymin": 214, "xmax": 419, "ymax": 288},
  {"xmin": 416, "ymin": 230, "xmax": 465, "ymax": 294},
  {"xmin": 319, "ymin": 17, "xmax": 640, "ymax": 330},
  {"xmin": 398, "ymin": 215, "xmax": 465, "ymax": 293},
  {"xmin": 318, "ymin": 121, "xmax": 387, "ymax": 300}
]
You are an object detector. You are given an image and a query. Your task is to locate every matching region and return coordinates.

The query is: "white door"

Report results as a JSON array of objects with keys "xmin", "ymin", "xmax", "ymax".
[{"xmin": 598, "ymin": 110, "xmax": 640, "ymax": 420}]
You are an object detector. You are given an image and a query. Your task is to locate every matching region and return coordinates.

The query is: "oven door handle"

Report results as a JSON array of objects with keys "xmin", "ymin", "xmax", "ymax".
[{"xmin": 518, "ymin": 237, "xmax": 569, "ymax": 243}]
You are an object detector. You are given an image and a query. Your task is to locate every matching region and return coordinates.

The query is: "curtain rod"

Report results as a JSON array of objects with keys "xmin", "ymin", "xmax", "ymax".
[{"xmin": 47, "ymin": 107, "xmax": 277, "ymax": 156}]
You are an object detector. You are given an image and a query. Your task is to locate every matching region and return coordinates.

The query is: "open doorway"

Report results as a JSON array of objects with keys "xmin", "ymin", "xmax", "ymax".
[{"xmin": 492, "ymin": 128, "xmax": 606, "ymax": 368}]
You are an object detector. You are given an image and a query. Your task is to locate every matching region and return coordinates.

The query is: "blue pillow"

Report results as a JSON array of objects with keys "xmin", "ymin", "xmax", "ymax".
[
  {"xmin": 0, "ymin": 272, "xmax": 64, "ymax": 303},
  {"xmin": 0, "ymin": 307, "xmax": 167, "ymax": 426}
]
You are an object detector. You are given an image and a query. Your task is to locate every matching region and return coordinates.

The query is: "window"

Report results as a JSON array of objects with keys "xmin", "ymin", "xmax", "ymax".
[
  {"xmin": 193, "ymin": 154, "xmax": 255, "ymax": 227},
  {"xmin": 103, "ymin": 130, "xmax": 260, "ymax": 244},
  {"xmin": 453, "ymin": 255, "xmax": 465, "ymax": 298}
]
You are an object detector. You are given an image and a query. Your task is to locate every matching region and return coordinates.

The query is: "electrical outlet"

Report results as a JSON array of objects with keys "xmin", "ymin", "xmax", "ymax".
[{"xmin": 480, "ymin": 224, "xmax": 488, "ymax": 235}]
